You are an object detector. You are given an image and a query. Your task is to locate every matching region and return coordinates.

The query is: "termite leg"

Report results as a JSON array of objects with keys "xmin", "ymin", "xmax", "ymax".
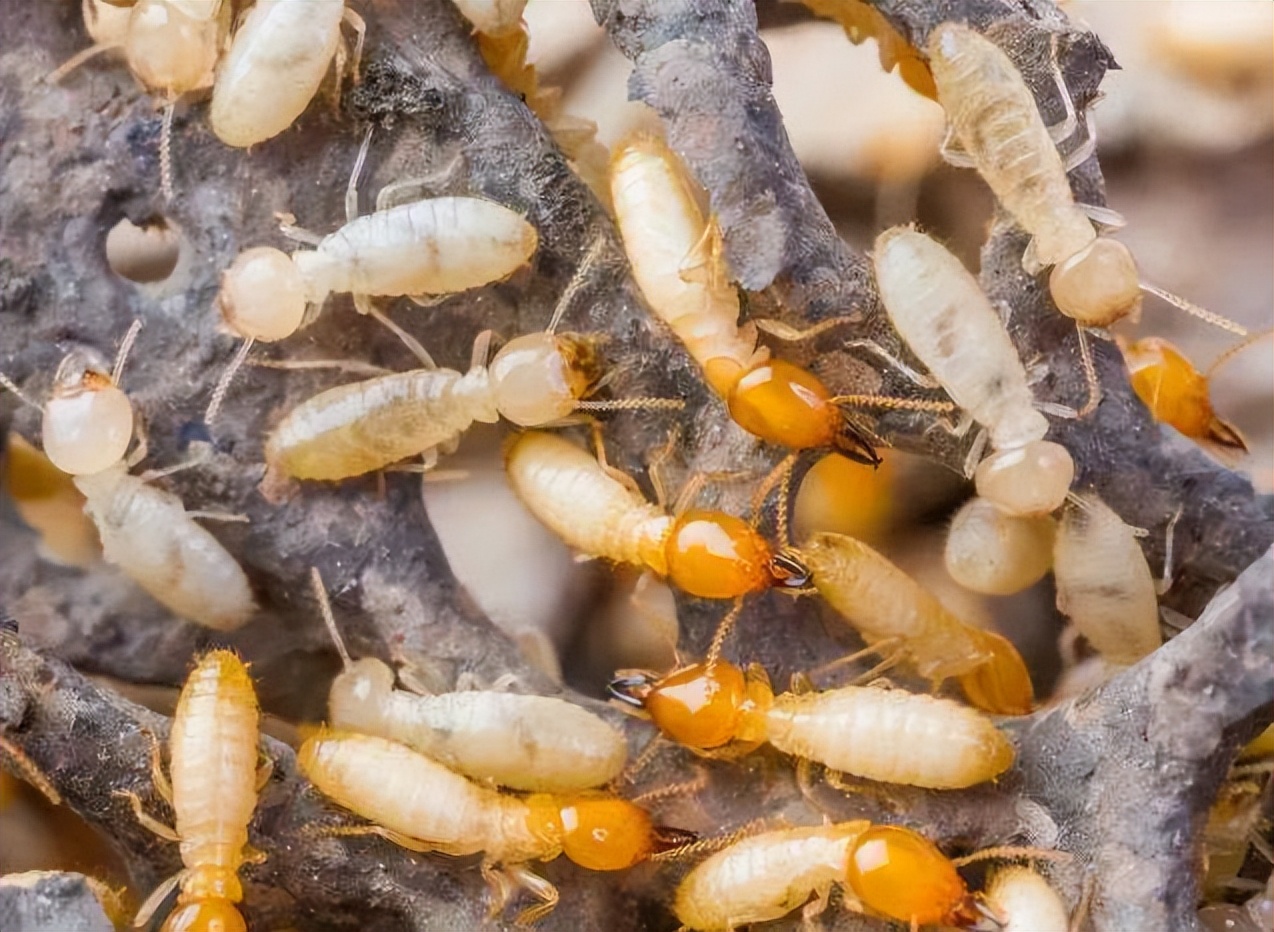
[
  {"xmin": 470, "ymin": 330, "xmax": 496, "ymax": 370},
  {"xmin": 276, "ymin": 213, "xmax": 324, "ymax": 246},
  {"xmin": 751, "ymin": 316, "xmax": 858, "ymax": 343},
  {"xmin": 938, "ymin": 123, "xmax": 978, "ymax": 169},
  {"xmin": 143, "ymin": 730, "xmax": 173, "ymax": 806},
  {"xmin": 588, "ymin": 421, "xmax": 646, "ymax": 497},
  {"xmin": 1043, "ymin": 33, "xmax": 1081, "ymax": 147},
  {"xmin": 115, "ymin": 790, "xmax": 180, "ymax": 842},
  {"xmin": 1077, "ymin": 203, "xmax": 1126, "ymax": 231},
  {"xmin": 676, "ymin": 217, "xmax": 726, "ymax": 290},
  {"xmin": 344, "ymin": 126, "xmax": 374, "ymax": 223},
  {"xmin": 1157, "ymin": 506, "xmax": 1183, "ymax": 596},
  {"xmin": 843, "ymin": 339, "xmax": 942, "ymax": 389},
  {"xmin": 645, "ymin": 426, "xmax": 682, "ymax": 509},
  {"xmin": 788, "ymin": 671, "xmax": 816, "ymax": 695},
  {"xmin": 375, "ymin": 154, "xmax": 467, "ymax": 211},
  {"xmin": 242, "ymin": 844, "xmax": 268, "ymax": 866},
  {"xmin": 255, "ymin": 752, "xmax": 274, "ymax": 793},
  {"xmin": 353, "ymin": 296, "xmax": 437, "ymax": 369},
  {"xmin": 803, "ymin": 639, "xmax": 902, "ymax": 686},
  {"xmin": 342, "ymin": 8, "xmax": 366, "ymax": 84},
  {"xmin": 962, "ymin": 428, "xmax": 990, "ymax": 479},
  {"xmin": 45, "ymin": 41, "xmax": 122, "ymax": 86},
  {"xmin": 508, "ymin": 864, "xmax": 559, "ymax": 926},
  {"xmin": 800, "ymin": 885, "xmax": 833, "ymax": 930},
  {"xmin": 186, "ymin": 511, "xmax": 250, "ymax": 523},
  {"xmin": 0, "ymin": 734, "xmax": 62, "ymax": 806},
  {"xmin": 313, "ymin": 823, "xmax": 448, "ymax": 854},
  {"xmin": 133, "ymin": 872, "xmax": 185, "ymax": 930},
  {"xmin": 249, "ymin": 357, "xmax": 392, "ymax": 377},
  {"xmin": 481, "ymin": 862, "xmax": 518, "ymax": 919}
]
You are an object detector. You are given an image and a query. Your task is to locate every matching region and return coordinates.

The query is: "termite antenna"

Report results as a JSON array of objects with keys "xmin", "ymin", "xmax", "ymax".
[
  {"xmin": 159, "ymin": 99, "xmax": 176, "ymax": 203},
  {"xmin": 1206, "ymin": 327, "xmax": 1273, "ymax": 377},
  {"xmin": 1139, "ymin": 282, "xmax": 1248, "ymax": 336},
  {"xmin": 952, "ymin": 845, "xmax": 1074, "ymax": 868},
  {"xmin": 546, "ymin": 233, "xmax": 608, "ymax": 336},
  {"xmin": 574, "ymin": 397, "xmax": 685, "ymax": 412},
  {"xmin": 0, "ymin": 372, "xmax": 41, "ymax": 411},
  {"xmin": 204, "ymin": 338, "xmax": 255, "ymax": 426},
  {"xmin": 310, "ymin": 567, "xmax": 354, "ymax": 671},
  {"xmin": 112, "ymin": 318, "xmax": 144, "ymax": 385},
  {"xmin": 1074, "ymin": 324, "xmax": 1101, "ymax": 418},
  {"xmin": 827, "ymin": 393, "xmax": 956, "ymax": 414},
  {"xmin": 704, "ymin": 597, "xmax": 745, "ymax": 668},
  {"xmin": 630, "ymin": 770, "xmax": 709, "ymax": 806},
  {"xmin": 45, "ymin": 40, "xmax": 121, "ymax": 86}
]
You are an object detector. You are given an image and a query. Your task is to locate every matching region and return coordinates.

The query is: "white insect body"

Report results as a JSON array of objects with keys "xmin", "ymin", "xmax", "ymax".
[
  {"xmin": 74, "ymin": 463, "xmax": 257, "ymax": 630},
  {"xmin": 328, "ymin": 656, "xmax": 628, "ymax": 792},
  {"xmin": 985, "ymin": 867, "xmax": 1070, "ymax": 932},
  {"xmin": 927, "ymin": 22, "xmax": 1141, "ymax": 326},
  {"xmin": 945, "ymin": 496, "xmax": 1055, "ymax": 596},
  {"xmin": 210, "ymin": 0, "xmax": 363, "ymax": 148},
  {"xmin": 1053, "ymin": 494, "xmax": 1160, "ymax": 665},
  {"xmin": 674, "ymin": 823, "xmax": 869, "ymax": 931},
  {"xmin": 452, "ymin": 0, "xmax": 528, "ymax": 37},
  {"xmin": 40, "ymin": 350, "xmax": 134, "ymax": 477},
  {"xmin": 763, "ymin": 685, "xmax": 1015, "ymax": 789}
]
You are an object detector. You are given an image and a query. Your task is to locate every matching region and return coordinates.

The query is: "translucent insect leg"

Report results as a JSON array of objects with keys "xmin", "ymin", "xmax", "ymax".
[
  {"xmin": 962, "ymin": 428, "xmax": 990, "ymax": 479},
  {"xmin": 802, "ymin": 639, "xmax": 903, "ymax": 687},
  {"xmin": 670, "ymin": 468, "xmax": 756, "ymax": 518},
  {"xmin": 752, "ymin": 316, "xmax": 858, "ymax": 343},
  {"xmin": 185, "ymin": 511, "xmax": 250, "ymax": 523},
  {"xmin": 311, "ymin": 822, "xmax": 465, "ymax": 855},
  {"xmin": 588, "ymin": 420, "xmax": 646, "ymax": 497},
  {"xmin": 1037, "ymin": 324, "xmax": 1101, "ymax": 421},
  {"xmin": 341, "ymin": 7, "xmax": 366, "ymax": 84},
  {"xmin": 938, "ymin": 123, "xmax": 978, "ymax": 169},
  {"xmin": 114, "ymin": 790, "xmax": 180, "ymax": 842},
  {"xmin": 1077, "ymin": 203, "xmax": 1126, "ymax": 231},
  {"xmin": 310, "ymin": 567, "xmax": 355, "ymax": 671},
  {"xmin": 481, "ymin": 861, "xmax": 518, "ymax": 919},
  {"xmin": 276, "ymin": 215, "xmax": 324, "ymax": 246},
  {"xmin": 646, "ymin": 425, "xmax": 682, "ymax": 510},
  {"xmin": 249, "ymin": 357, "xmax": 392, "ymax": 377},
  {"xmin": 507, "ymin": 865, "xmax": 559, "ymax": 926},
  {"xmin": 800, "ymin": 884, "xmax": 833, "ymax": 931},
  {"xmin": 254, "ymin": 754, "xmax": 274, "ymax": 793},
  {"xmin": 45, "ymin": 39, "xmax": 122, "ymax": 86},
  {"xmin": 843, "ymin": 339, "xmax": 942, "ymax": 389},
  {"xmin": 132, "ymin": 871, "xmax": 186, "ymax": 929},
  {"xmin": 344, "ymin": 126, "xmax": 374, "ymax": 223},
  {"xmin": 704, "ymin": 597, "xmax": 745, "ymax": 668},
  {"xmin": 204, "ymin": 337, "xmax": 255, "ymax": 426},
  {"xmin": 375, "ymin": 154, "xmax": 466, "ymax": 210},
  {"xmin": 143, "ymin": 729, "xmax": 173, "ymax": 806},
  {"xmin": 1156, "ymin": 506, "xmax": 1183, "ymax": 596},
  {"xmin": 355, "ymin": 297, "xmax": 437, "ymax": 369},
  {"xmin": 469, "ymin": 330, "xmax": 495, "ymax": 370},
  {"xmin": 0, "ymin": 734, "xmax": 62, "ymax": 806}
]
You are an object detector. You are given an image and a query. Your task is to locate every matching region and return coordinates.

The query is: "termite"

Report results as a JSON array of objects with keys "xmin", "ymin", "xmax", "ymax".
[
  {"xmin": 795, "ymin": 531, "xmax": 1035, "ymax": 715},
  {"xmin": 609, "ymin": 659, "xmax": 1014, "ymax": 789},
  {"xmin": 0, "ymin": 326, "xmax": 258, "ymax": 630},
  {"xmin": 49, "ymin": 0, "xmax": 232, "ymax": 200},
  {"xmin": 313, "ymin": 568, "xmax": 628, "ymax": 792},
  {"xmin": 673, "ymin": 821, "xmax": 987, "ymax": 930},
  {"xmin": 609, "ymin": 134, "xmax": 880, "ymax": 466},
  {"xmin": 119, "ymin": 650, "xmax": 267, "ymax": 932},
  {"xmin": 504, "ymin": 430, "xmax": 811, "ymax": 601},
  {"xmin": 209, "ymin": 0, "xmax": 365, "ymax": 149},
  {"xmin": 945, "ymin": 496, "xmax": 1055, "ymax": 596},
  {"xmin": 1053, "ymin": 493, "xmax": 1160, "ymax": 666},
  {"xmin": 872, "ymin": 226, "xmax": 1075, "ymax": 517},
  {"xmin": 926, "ymin": 22, "xmax": 1248, "ymax": 336},
  {"xmin": 206, "ymin": 128, "xmax": 539, "ymax": 422},
  {"xmin": 298, "ymin": 731, "xmax": 691, "ymax": 924},
  {"xmin": 1122, "ymin": 331, "xmax": 1270, "ymax": 461},
  {"xmin": 984, "ymin": 867, "xmax": 1070, "ymax": 932},
  {"xmin": 452, "ymin": 0, "xmax": 528, "ymax": 36}
]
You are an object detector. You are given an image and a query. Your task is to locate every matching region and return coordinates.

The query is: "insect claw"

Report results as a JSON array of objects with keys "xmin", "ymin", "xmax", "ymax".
[{"xmin": 607, "ymin": 672, "xmax": 657, "ymax": 708}]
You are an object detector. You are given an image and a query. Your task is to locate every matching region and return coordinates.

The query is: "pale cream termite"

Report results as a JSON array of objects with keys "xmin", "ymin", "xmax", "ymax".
[
  {"xmin": 611, "ymin": 660, "xmax": 1014, "ymax": 789},
  {"xmin": 452, "ymin": 0, "xmax": 528, "ymax": 37},
  {"xmin": 674, "ymin": 822, "xmax": 984, "ymax": 931},
  {"xmin": 1053, "ymin": 493, "xmax": 1161, "ymax": 665},
  {"xmin": 984, "ymin": 867, "xmax": 1070, "ymax": 932},
  {"xmin": 926, "ymin": 22, "xmax": 1247, "ymax": 335},
  {"xmin": 121, "ymin": 650, "xmax": 264, "ymax": 932},
  {"xmin": 209, "ymin": 0, "xmax": 365, "ymax": 149},
  {"xmin": 610, "ymin": 134, "xmax": 880, "ymax": 465},
  {"xmin": 313, "ymin": 569, "xmax": 628, "ymax": 791},
  {"xmin": 795, "ymin": 531, "xmax": 1035, "ymax": 714},
  {"xmin": 872, "ymin": 226, "xmax": 1074, "ymax": 517},
  {"xmin": 298, "ymin": 731, "xmax": 689, "ymax": 924},
  {"xmin": 944, "ymin": 496, "xmax": 1055, "ymax": 596}
]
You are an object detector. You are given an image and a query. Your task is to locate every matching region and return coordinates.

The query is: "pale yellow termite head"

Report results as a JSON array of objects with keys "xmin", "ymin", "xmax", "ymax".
[
  {"xmin": 487, "ymin": 332, "xmax": 602, "ymax": 427},
  {"xmin": 124, "ymin": 0, "xmax": 223, "ymax": 96},
  {"xmin": 1048, "ymin": 238, "xmax": 1142, "ymax": 327},
  {"xmin": 327, "ymin": 657, "xmax": 397, "ymax": 733},
  {"xmin": 974, "ymin": 440, "xmax": 1074, "ymax": 517},
  {"xmin": 43, "ymin": 351, "xmax": 134, "ymax": 476},
  {"xmin": 217, "ymin": 247, "xmax": 308, "ymax": 342}
]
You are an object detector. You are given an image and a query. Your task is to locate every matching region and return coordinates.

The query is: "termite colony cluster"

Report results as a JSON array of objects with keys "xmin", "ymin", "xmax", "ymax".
[{"xmin": 0, "ymin": 0, "xmax": 1270, "ymax": 930}]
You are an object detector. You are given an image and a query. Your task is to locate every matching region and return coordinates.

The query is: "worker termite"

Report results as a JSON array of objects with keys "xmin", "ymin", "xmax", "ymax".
[
  {"xmin": 452, "ymin": 0, "xmax": 528, "ymax": 36},
  {"xmin": 673, "ymin": 821, "xmax": 990, "ymax": 930},
  {"xmin": 206, "ymin": 128, "xmax": 539, "ymax": 423},
  {"xmin": 796, "ymin": 530, "xmax": 1035, "ymax": 715},
  {"xmin": 49, "ymin": 0, "xmax": 232, "ymax": 200},
  {"xmin": 312, "ymin": 568, "xmax": 628, "ymax": 792},
  {"xmin": 209, "ymin": 0, "xmax": 365, "ymax": 149},
  {"xmin": 119, "ymin": 650, "xmax": 266, "ymax": 932},
  {"xmin": 609, "ymin": 659, "xmax": 1015, "ymax": 789},
  {"xmin": 504, "ymin": 430, "xmax": 811, "ymax": 602},
  {"xmin": 984, "ymin": 867, "xmax": 1070, "ymax": 932},
  {"xmin": 1122, "ymin": 332, "xmax": 1270, "ymax": 461},
  {"xmin": 1053, "ymin": 493, "xmax": 1161, "ymax": 666},
  {"xmin": 609, "ymin": 133, "xmax": 882, "ymax": 466},
  {"xmin": 926, "ymin": 22, "xmax": 1248, "ymax": 336},
  {"xmin": 872, "ymin": 226, "xmax": 1075, "ymax": 516},
  {"xmin": 298, "ymin": 731, "xmax": 691, "ymax": 924},
  {"xmin": 945, "ymin": 496, "xmax": 1055, "ymax": 596}
]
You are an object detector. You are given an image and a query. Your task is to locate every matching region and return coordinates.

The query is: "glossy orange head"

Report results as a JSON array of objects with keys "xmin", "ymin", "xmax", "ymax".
[
  {"xmin": 1123, "ymin": 338, "xmax": 1219, "ymax": 440},
  {"xmin": 665, "ymin": 510, "xmax": 777, "ymax": 598},
  {"xmin": 846, "ymin": 826, "xmax": 978, "ymax": 927},
  {"xmin": 160, "ymin": 899, "xmax": 247, "ymax": 932},
  {"xmin": 557, "ymin": 795, "xmax": 657, "ymax": 870},
  {"xmin": 609, "ymin": 661, "xmax": 773, "ymax": 749},
  {"xmin": 957, "ymin": 631, "xmax": 1035, "ymax": 716}
]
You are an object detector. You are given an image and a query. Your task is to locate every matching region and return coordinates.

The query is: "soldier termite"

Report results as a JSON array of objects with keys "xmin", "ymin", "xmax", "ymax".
[
  {"xmin": 1122, "ymin": 332, "xmax": 1271, "ymax": 462},
  {"xmin": 312, "ymin": 568, "xmax": 628, "ymax": 792},
  {"xmin": 984, "ymin": 867, "xmax": 1070, "ymax": 932},
  {"xmin": 209, "ymin": 0, "xmax": 365, "ymax": 149},
  {"xmin": 48, "ymin": 0, "xmax": 232, "ymax": 200},
  {"xmin": 795, "ymin": 531, "xmax": 1035, "ymax": 715},
  {"xmin": 609, "ymin": 659, "xmax": 1014, "ymax": 789},
  {"xmin": 504, "ymin": 430, "xmax": 812, "ymax": 602},
  {"xmin": 945, "ymin": 496, "xmax": 1055, "ymax": 596},
  {"xmin": 609, "ymin": 134, "xmax": 882, "ymax": 467},
  {"xmin": 119, "ymin": 650, "xmax": 267, "ymax": 932},
  {"xmin": 298, "ymin": 731, "xmax": 692, "ymax": 925},
  {"xmin": 872, "ymin": 226, "xmax": 1075, "ymax": 517},
  {"xmin": 206, "ymin": 128, "xmax": 540, "ymax": 423},
  {"xmin": 673, "ymin": 821, "xmax": 992, "ymax": 931},
  {"xmin": 926, "ymin": 22, "xmax": 1248, "ymax": 336},
  {"xmin": 1053, "ymin": 493, "xmax": 1161, "ymax": 667}
]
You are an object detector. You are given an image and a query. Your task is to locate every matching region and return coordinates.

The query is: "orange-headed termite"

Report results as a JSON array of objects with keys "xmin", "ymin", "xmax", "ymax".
[
  {"xmin": 610, "ymin": 660, "xmax": 1014, "ymax": 789},
  {"xmin": 122, "ymin": 650, "xmax": 266, "ymax": 932}
]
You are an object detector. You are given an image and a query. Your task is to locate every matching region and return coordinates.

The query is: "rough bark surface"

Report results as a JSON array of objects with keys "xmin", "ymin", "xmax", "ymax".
[{"xmin": 0, "ymin": 0, "xmax": 1270, "ymax": 930}]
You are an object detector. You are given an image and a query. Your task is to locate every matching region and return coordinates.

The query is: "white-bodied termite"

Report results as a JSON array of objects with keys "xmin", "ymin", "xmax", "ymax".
[
  {"xmin": 209, "ymin": 0, "xmax": 365, "ymax": 149},
  {"xmin": 120, "ymin": 650, "xmax": 266, "ymax": 932},
  {"xmin": 945, "ymin": 496, "xmax": 1055, "ymax": 596},
  {"xmin": 312, "ymin": 568, "xmax": 627, "ymax": 792}
]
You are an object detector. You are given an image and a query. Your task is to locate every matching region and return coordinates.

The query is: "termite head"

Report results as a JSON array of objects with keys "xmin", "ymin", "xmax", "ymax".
[
  {"xmin": 957, "ymin": 630, "xmax": 1035, "ymax": 716},
  {"xmin": 43, "ymin": 350, "xmax": 134, "ymax": 477},
  {"xmin": 159, "ymin": 898, "xmax": 246, "ymax": 932},
  {"xmin": 553, "ymin": 794, "xmax": 663, "ymax": 870},
  {"xmin": 125, "ymin": 0, "xmax": 225, "ymax": 96},
  {"xmin": 1123, "ymin": 337, "xmax": 1247, "ymax": 453},
  {"xmin": 974, "ymin": 440, "xmax": 1074, "ymax": 517},
  {"xmin": 846, "ymin": 825, "xmax": 979, "ymax": 928},
  {"xmin": 217, "ymin": 247, "xmax": 308, "ymax": 343},
  {"xmin": 1048, "ymin": 238, "xmax": 1141, "ymax": 327},
  {"xmin": 608, "ymin": 661, "xmax": 774, "ymax": 751},
  {"xmin": 327, "ymin": 657, "xmax": 397, "ymax": 733},
  {"xmin": 726, "ymin": 358, "xmax": 841, "ymax": 451},
  {"xmin": 664, "ymin": 510, "xmax": 783, "ymax": 599},
  {"xmin": 488, "ymin": 332, "xmax": 603, "ymax": 426}
]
